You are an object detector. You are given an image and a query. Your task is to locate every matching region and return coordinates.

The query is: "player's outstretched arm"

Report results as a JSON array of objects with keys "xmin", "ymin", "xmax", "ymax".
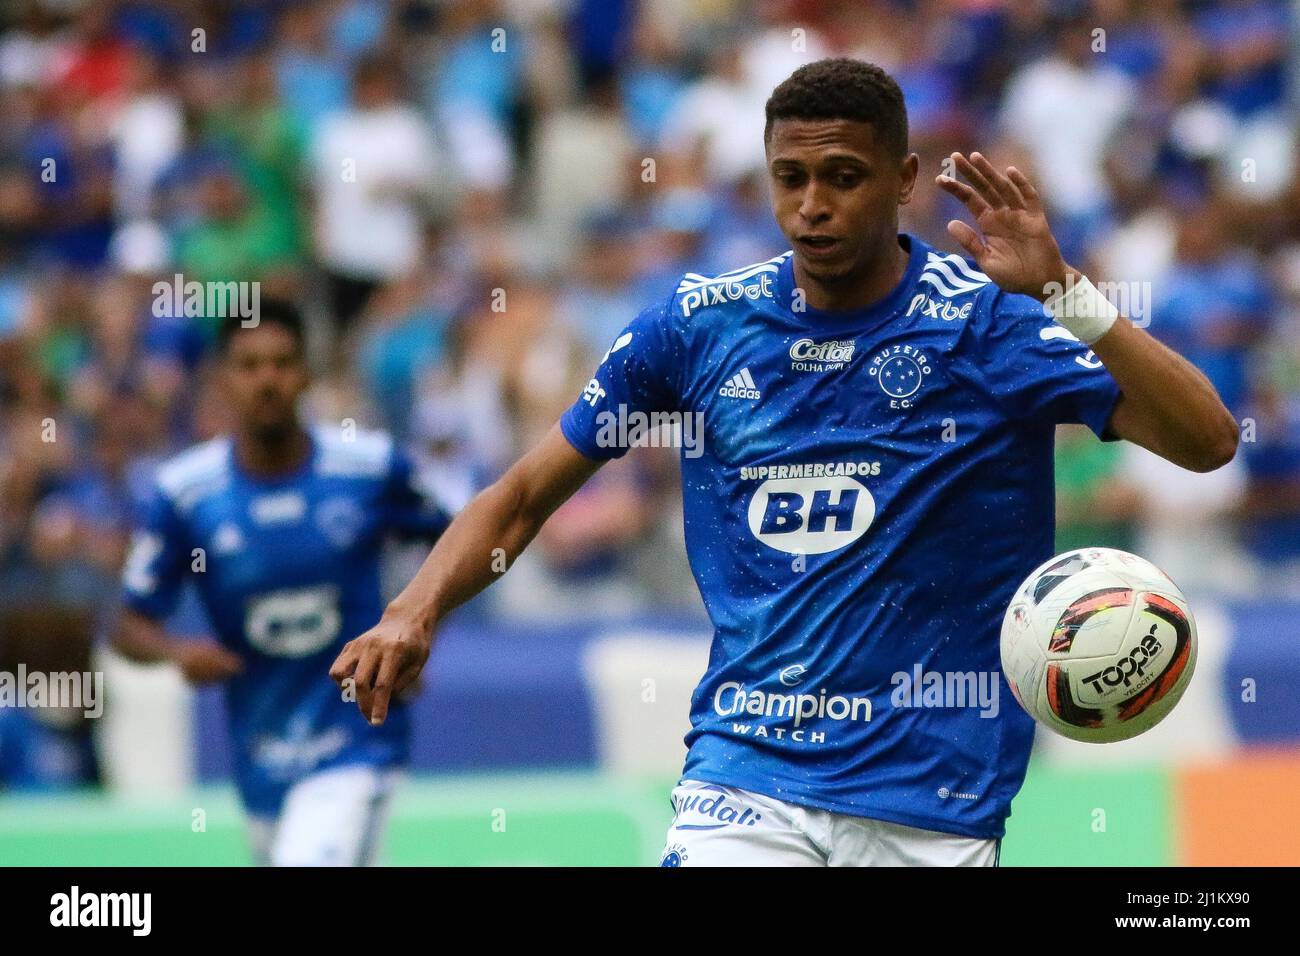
[
  {"xmin": 329, "ymin": 421, "xmax": 604, "ymax": 725},
  {"xmin": 113, "ymin": 610, "xmax": 245, "ymax": 684},
  {"xmin": 937, "ymin": 151, "xmax": 1239, "ymax": 473}
]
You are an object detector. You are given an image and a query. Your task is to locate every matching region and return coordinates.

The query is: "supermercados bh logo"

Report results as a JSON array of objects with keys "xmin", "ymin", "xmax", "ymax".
[
  {"xmin": 741, "ymin": 460, "xmax": 880, "ymax": 555},
  {"xmin": 789, "ymin": 337, "xmax": 855, "ymax": 372},
  {"xmin": 679, "ymin": 273, "xmax": 774, "ymax": 317},
  {"xmin": 870, "ymin": 343, "xmax": 932, "ymax": 409}
]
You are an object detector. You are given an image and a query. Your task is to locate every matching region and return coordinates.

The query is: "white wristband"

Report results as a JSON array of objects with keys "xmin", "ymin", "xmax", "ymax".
[{"xmin": 1042, "ymin": 274, "xmax": 1119, "ymax": 346}]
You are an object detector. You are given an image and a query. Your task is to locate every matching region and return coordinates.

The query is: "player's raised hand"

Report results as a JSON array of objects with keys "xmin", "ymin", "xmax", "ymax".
[
  {"xmin": 330, "ymin": 613, "xmax": 431, "ymax": 726},
  {"xmin": 936, "ymin": 152, "xmax": 1069, "ymax": 299}
]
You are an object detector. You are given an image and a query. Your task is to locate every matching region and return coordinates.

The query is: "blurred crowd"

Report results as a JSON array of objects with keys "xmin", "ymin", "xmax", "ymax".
[{"xmin": 2, "ymin": 0, "xmax": 1300, "ymax": 787}]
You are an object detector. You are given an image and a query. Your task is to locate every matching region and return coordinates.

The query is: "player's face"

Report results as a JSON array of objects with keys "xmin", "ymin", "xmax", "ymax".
[
  {"xmin": 766, "ymin": 118, "xmax": 918, "ymax": 284},
  {"xmin": 221, "ymin": 324, "xmax": 308, "ymax": 438}
]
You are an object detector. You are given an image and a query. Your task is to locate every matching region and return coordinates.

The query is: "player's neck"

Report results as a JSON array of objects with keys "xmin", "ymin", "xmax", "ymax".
[
  {"xmin": 793, "ymin": 240, "xmax": 909, "ymax": 314},
  {"xmin": 234, "ymin": 424, "xmax": 312, "ymax": 480}
]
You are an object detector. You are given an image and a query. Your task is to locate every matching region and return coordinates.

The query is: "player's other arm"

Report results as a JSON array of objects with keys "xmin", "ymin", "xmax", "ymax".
[
  {"xmin": 329, "ymin": 422, "xmax": 604, "ymax": 725},
  {"xmin": 113, "ymin": 610, "xmax": 244, "ymax": 684},
  {"xmin": 1067, "ymin": 292, "xmax": 1238, "ymax": 473},
  {"xmin": 114, "ymin": 489, "xmax": 243, "ymax": 684},
  {"xmin": 939, "ymin": 151, "xmax": 1239, "ymax": 473}
]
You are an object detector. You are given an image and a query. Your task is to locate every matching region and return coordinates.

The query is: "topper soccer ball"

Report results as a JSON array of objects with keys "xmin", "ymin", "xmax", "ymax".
[{"xmin": 1000, "ymin": 547, "xmax": 1197, "ymax": 743}]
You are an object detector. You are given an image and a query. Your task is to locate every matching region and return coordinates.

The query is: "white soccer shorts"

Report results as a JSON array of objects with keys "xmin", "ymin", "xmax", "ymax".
[
  {"xmin": 660, "ymin": 779, "xmax": 1000, "ymax": 867},
  {"xmin": 246, "ymin": 764, "xmax": 401, "ymax": 867}
]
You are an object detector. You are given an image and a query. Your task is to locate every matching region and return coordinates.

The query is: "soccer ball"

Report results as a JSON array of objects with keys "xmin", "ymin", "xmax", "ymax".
[{"xmin": 1000, "ymin": 547, "xmax": 1197, "ymax": 743}]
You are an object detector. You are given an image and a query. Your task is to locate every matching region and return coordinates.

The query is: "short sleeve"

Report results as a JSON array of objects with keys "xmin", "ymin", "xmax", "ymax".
[
  {"xmin": 384, "ymin": 445, "xmax": 454, "ymax": 541},
  {"xmin": 967, "ymin": 289, "xmax": 1122, "ymax": 438},
  {"xmin": 121, "ymin": 486, "xmax": 190, "ymax": 621},
  {"xmin": 559, "ymin": 301, "xmax": 682, "ymax": 461}
]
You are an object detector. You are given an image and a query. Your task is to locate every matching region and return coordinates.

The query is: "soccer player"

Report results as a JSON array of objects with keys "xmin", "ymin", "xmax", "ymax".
[
  {"xmin": 115, "ymin": 301, "xmax": 450, "ymax": 866},
  {"xmin": 330, "ymin": 59, "xmax": 1238, "ymax": 866}
]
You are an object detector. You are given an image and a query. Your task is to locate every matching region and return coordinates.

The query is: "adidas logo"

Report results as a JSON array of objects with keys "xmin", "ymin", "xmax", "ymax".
[{"xmin": 719, "ymin": 368, "xmax": 761, "ymax": 400}]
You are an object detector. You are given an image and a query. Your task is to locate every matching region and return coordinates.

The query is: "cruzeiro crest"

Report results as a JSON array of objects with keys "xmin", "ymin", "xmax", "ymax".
[{"xmin": 870, "ymin": 344, "xmax": 932, "ymax": 409}]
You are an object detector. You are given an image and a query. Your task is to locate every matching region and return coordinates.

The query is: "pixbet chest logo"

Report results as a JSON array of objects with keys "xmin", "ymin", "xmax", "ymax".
[
  {"xmin": 870, "ymin": 344, "xmax": 932, "ymax": 408},
  {"xmin": 680, "ymin": 274, "xmax": 774, "ymax": 317},
  {"xmin": 906, "ymin": 292, "xmax": 972, "ymax": 322},
  {"xmin": 789, "ymin": 337, "xmax": 855, "ymax": 372},
  {"xmin": 742, "ymin": 461, "xmax": 880, "ymax": 555}
]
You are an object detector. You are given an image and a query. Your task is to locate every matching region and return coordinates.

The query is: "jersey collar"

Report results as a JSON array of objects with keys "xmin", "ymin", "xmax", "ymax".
[
  {"xmin": 776, "ymin": 233, "xmax": 926, "ymax": 330},
  {"xmin": 229, "ymin": 429, "xmax": 319, "ymax": 487}
]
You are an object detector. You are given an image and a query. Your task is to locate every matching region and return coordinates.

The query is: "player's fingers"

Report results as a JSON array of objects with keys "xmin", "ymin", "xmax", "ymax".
[
  {"xmin": 375, "ymin": 647, "xmax": 403, "ymax": 690},
  {"xmin": 946, "ymin": 219, "xmax": 986, "ymax": 261},
  {"xmin": 368, "ymin": 686, "xmax": 393, "ymax": 726},
  {"xmin": 935, "ymin": 174, "xmax": 989, "ymax": 217},
  {"xmin": 952, "ymin": 152, "xmax": 1002, "ymax": 209},
  {"xmin": 329, "ymin": 641, "xmax": 359, "ymax": 684},
  {"xmin": 393, "ymin": 660, "xmax": 422, "ymax": 696},
  {"xmin": 367, "ymin": 653, "xmax": 398, "ymax": 727},
  {"xmin": 353, "ymin": 645, "xmax": 380, "ymax": 720},
  {"xmin": 368, "ymin": 650, "xmax": 404, "ymax": 726},
  {"xmin": 1006, "ymin": 166, "xmax": 1041, "ymax": 212},
  {"xmin": 970, "ymin": 152, "xmax": 1023, "ymax": 209}
]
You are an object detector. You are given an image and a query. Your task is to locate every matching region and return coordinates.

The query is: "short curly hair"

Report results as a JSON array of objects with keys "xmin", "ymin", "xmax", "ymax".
[
  {"xmin": 216, "ymin": 297, "xmax": 306, "ymax": 356},
  {"xmin": 764, "ymin": 58, "xmax": 909, "ymax": 158}
]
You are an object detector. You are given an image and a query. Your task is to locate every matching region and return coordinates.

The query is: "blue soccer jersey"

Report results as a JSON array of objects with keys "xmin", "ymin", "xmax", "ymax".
[
  {"xmin": 561, "ymin": 233, "xmax": 1122, "ymax": 838},
  {"xmin": 122, "ymin": 425, "xmax": 450, "ymax": 816}
]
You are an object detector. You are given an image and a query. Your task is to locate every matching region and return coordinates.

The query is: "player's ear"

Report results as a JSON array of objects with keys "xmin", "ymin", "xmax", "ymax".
[{"xmin": 897, "ymin": 153, "xmax": 919, "ymax": 206}]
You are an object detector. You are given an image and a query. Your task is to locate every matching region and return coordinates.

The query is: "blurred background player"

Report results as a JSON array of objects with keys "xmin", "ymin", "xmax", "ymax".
[{"xmin": 113, "ymin": 300, "xmax": 450, "ymax": 865}]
